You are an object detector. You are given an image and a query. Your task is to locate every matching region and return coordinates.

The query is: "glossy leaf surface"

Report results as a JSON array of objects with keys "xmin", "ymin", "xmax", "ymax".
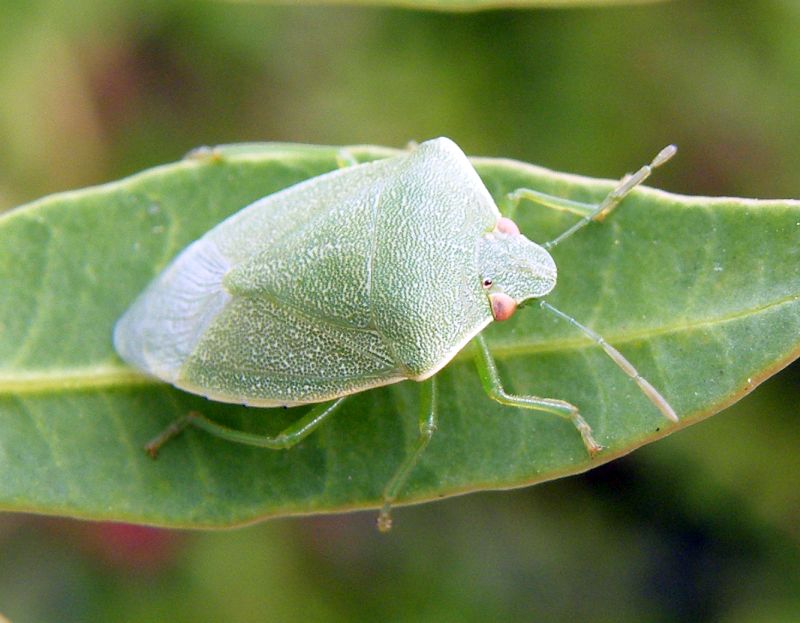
[{"xmin": 1, "ymin": 143, "xmax": 798, "ymax": 527}]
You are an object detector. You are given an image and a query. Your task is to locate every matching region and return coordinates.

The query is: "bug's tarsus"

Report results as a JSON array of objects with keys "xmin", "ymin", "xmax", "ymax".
[
  {"xmin": 571, "ymin": 411, "xmax": 604, "ymax": 457},
  {"xmin": 542, "ymin": 145, "xmax": 677, "ymax": 249},
  {"xmin": 594, "ymin": 144, "xmax": 677, "ymax": 222},
  {"xmin": 378, "ymin": 377, "xmax": 438, "ymax": 533},
  {"xmin": 144, "ymin": 412, "xmax": 198, "ymax": 458},
  {"xmin": 472, "ymin": 334, "xmax": 603, "ymax": 455},
  {"xmin": 651, "ymin": 144, "xmax": 678, "ymax": 168},
  {"xmin": 184, "ymin": 146, "xmax": 224, "ymax": 163},
  {"xmin": 539, "ymin": 300, "xmax": 678, "ymax": 424}
]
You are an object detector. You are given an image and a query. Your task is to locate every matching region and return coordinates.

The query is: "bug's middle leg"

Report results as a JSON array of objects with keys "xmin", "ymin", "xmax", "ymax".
[
  {"xmin": 144, "ymin": 397, "xmax": 347, "ymax": 457},
  {"xmin": 472, "ymin": 334, "xmax": 602, "ymax": 456},
  {"xmin": 377, "ymin": 377, "xmax": 438, "ymax": 533}
]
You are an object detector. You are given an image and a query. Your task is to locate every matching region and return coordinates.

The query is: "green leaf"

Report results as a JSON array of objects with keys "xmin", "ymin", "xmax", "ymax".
[
  {"xmin": 1, "ymin": 143, "xmax": 798, "ymax": 528},
  {"xmin": 216, "ymin": 0, "xmax": 670, "ymax": 12}
]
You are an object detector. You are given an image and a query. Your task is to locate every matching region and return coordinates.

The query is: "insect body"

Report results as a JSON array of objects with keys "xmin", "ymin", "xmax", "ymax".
[{"xmin": 114, "ymin": 137, "xmax": 678, "ymax": 530}]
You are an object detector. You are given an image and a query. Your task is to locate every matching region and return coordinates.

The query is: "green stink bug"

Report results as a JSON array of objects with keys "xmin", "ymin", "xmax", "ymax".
[{"xmin": 114, "ymin": 137, "xmax": 678, "ymax": 530}]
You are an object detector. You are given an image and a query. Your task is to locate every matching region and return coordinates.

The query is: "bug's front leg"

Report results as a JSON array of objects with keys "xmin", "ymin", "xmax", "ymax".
[
  {"xmin": 144, "ymin": 397, "xmax": 347, "ymax": 457},
  {"xmin": 335, "ymin": 149, "xmax": 359, "ymax": 169},
  {"xmin": 503, "ymin": 187, "xmax": 598, "ymax": 222},
  {"xmin": 377, "ymin": 377, "xmax": 438, "ymax": 533},
  {"xmin": 472, "ymin": 334, "xmax": 603, "ymax": 456},
  {"xmin": 503, "ymin": 145, "xmax": 676, "ymax": 249}
]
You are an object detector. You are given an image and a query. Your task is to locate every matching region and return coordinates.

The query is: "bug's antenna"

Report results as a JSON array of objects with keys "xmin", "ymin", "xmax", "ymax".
[
  {"xmin": 539, "ymin": 300, "xmax": 678, "ymax": 423},
  {"xmin": 544, "ymin": 145, "xmax": 677, "ymax": 250}
]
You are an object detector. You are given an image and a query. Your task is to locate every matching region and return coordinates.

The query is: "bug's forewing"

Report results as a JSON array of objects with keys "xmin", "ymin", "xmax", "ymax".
[
  {"xmin": 116, "ymin": 138, "xmax": 500, "ymax": 405},
  {"xmin": 179, "ymin": 295, "xmax": 404, "ymax": 406}
]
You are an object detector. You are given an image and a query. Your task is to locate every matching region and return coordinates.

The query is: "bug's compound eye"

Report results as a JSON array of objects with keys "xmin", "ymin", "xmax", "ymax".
[
  {"xmin": 482, "ymin": 278, "xmax": 493, "ymax": 289},
  {"xmin": 489, "ymin": 292, "xmax": 517, "ymax": 321}
]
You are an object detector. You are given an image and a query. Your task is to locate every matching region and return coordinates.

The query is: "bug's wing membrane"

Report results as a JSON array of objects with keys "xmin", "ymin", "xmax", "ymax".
[
  {"xmin": 176, "ymin": 295, "xmax": 404, "ymax": 406},
  {"xmin": 114, "ymin": 237, "xmax": 231, "ymax": 383}
]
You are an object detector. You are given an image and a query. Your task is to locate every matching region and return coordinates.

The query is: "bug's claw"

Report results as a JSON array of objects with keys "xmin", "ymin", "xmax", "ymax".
[
  {"xmin": 586, "ymin": 439, "xmax": 604, "ymax": 458},
  {"xmin": 581, "ymin": 432, "xmax": 604, "ymax": 457},
  {"xmin": 377, "ymin": 507, "xmax": 393, "ymax": 533},
  {"xmin": 571, "ymin": 411, "xmax": 603, "ymax": 456}
]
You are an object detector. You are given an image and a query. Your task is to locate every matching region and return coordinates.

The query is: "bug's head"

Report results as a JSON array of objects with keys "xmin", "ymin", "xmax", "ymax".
[{"xmin": 478, "ymin": 218, "xmax": 557, "ymax": 321}]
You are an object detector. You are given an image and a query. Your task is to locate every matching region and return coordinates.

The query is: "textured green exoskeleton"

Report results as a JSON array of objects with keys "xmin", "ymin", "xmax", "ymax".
[{"xmin": 114, "ymin": 137, "xmax": 678, "ymax": 531}]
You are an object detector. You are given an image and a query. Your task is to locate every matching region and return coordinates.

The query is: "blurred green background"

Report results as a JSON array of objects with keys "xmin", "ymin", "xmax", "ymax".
[{"xmin": 1, "ymin": 0, "xmax": 799, "ymax": 621}]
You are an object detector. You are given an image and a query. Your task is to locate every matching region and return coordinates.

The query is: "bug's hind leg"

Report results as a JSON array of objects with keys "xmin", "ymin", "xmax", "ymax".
[
  {"xmin": 473, "ymin": 334, "xmax": 603, "ymax": 456},
  {"xmin": 378, "ymin": 377, "xmax": 438, "ymax": 532},
  {"xmin": 504, "ymin": 145, "xmax": 676, "ymax": 249},
  {"xmin": 144, "ymin": 397, "xmax": 347, "ymax": 457}
]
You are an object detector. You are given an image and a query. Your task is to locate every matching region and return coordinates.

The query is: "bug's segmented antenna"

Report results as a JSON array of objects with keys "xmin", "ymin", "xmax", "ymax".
[
  {"xmin": 544, "ymin": 145, "xmax": 677, "ymax": 250},
  {"xmin": 539, "ymin": 300, "xmax": 678, "ymax": 423}
]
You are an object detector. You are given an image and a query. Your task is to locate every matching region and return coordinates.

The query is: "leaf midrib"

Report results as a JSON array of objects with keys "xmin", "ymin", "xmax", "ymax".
[{"xmin": 2, "ymin": 292, "xmax": 796, "ymax": 396}]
